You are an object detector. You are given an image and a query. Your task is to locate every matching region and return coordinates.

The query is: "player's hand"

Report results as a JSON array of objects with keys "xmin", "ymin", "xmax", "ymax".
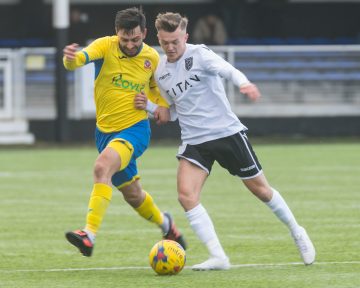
[
  {"xmin": 134, "ymin": 91, "xmax": 147, "ymax": 110},
  {"xmin": 63, "ymin": 43, "xmax": 79, "ymax": 61},
  {"xmin": 240, "ymin": 83, "xmax": 261, "ymax": 102},
  {"xmin": 154, "ymin": 106, "xmax": 170, "ymax": 125}
]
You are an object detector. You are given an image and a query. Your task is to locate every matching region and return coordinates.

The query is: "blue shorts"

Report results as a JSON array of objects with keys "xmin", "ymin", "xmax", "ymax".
[{"xmin": 95, "ymin": 120, "xmax": 151, "ymax": 188}]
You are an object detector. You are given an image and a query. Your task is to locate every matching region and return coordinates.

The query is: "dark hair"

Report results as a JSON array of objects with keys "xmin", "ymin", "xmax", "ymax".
[
  {"xmin": 155, "ymin": 12, "xmax": 188, "ymax": 32},
  {"xmin": 115, "ymin": 7, "xmax": 146, "ymax": 33}
]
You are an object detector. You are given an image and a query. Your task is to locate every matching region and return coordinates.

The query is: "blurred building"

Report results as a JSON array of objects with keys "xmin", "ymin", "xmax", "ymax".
[
  {"xmin": 0, "ymin": 0, "xmax": 360, "ymax": 47},
  {"xmin": 0, "ymin": 0, "xmax": 360, "ymax": 143}
]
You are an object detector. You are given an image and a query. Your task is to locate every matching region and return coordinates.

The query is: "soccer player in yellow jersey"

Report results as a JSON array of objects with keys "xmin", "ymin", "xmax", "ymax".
[{"xmin": 63, "ymin": 7, "xmax": 186, "ymax": 257}]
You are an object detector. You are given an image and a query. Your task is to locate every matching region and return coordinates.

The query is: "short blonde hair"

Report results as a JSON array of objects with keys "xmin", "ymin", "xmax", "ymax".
[{"xmin": 155, "ymin": 12, "xmax": 188, "ymax": 32}]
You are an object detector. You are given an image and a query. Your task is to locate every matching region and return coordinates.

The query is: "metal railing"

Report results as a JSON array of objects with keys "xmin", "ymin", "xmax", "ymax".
[
  {"xmin": 0, "ymin": 50, "xmax": 13, "ymax": 119},
  {"xmin": 1, "ymin": 45, "xmax": 360, "ymax": 121}
]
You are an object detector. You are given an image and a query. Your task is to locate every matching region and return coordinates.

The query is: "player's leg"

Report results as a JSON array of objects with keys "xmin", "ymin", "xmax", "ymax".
[
  {"xmin": 118, "ymin": 179, "xmax": 186, "ymax": 249},
  {"xmin": 111, "ymin": 119, "xmax": 186, "ymax": 249},
  {"xmin": 120, "ymin": 180, "xmax": 163, "ymax": 225},
  {"xmin": 242, "ymin": 173, "xmax": 298, "ymax": 229},
  {"xmin": 65, "ymin": 143, "xmax": 123, "ymax": 256},
  {"xmin": 243, "ymin": 173, "xmax": 315, "ymax": 265},
  {"xmin": 177, "ymin": 156, "xmax": 230, "ymax": 270},
  {"xmin": 233, "ymin": 131, "xmax": 315, "ymax": 265},
  {"xmin": 85, "ymin": 140, "xmax": 130, "ymax": 233}
]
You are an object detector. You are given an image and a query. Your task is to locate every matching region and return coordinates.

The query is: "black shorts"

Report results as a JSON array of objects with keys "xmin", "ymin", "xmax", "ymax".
[{"xmin": 177, "ymin": 131, "xmax": 262, "ymax": 179}]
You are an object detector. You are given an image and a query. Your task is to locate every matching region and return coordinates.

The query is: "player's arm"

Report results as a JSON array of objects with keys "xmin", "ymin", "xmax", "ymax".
[
  {"xmin": 63, "ymin": 43, "xmax": 85, "ymax": 70},
  {"xmin": 63, "ymin": 37, "xmax": 107, "ymax": 71},
  {"xmin": 146, "ymin": 73, "xmax": 174, "ymax": 123},
  {"xmin": 134, "ymin": 91, "xmax": 170, "ymax": 125},
  {"xmin": 147, "ymin": 68, "xmax": 170, "ymax": 108},
  {"xmin": 139, "ymin": 52, "xmax": 176, "ymax": 123},
  {"xmin": 134, "ymin": 92, "xmax": 177, "ymax": 124},
  {"xmin": 134, "ymin": 91, "xmax": 156, "ymax": 112},
  {"xmin": 199, "ymin": 45, "xmax": 261, "ymax": 101}
]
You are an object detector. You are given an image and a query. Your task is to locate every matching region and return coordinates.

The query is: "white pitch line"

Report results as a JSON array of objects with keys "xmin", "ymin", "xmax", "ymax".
[
  {"xmin": 2, "ymin": 261, "xmax": 360, "ymax": 273},
  {"xmin": 231, "ymin": 261, "xmax": 360, "ymax": 268}
]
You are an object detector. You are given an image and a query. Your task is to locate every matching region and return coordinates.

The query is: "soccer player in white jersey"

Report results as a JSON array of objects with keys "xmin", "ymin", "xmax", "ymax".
[{"xmin": 135, "ymin": 12, "xmax": 315, "ymax": 270}]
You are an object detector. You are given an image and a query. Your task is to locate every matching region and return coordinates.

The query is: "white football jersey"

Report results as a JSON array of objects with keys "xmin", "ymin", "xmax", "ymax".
[{"xmin": 155, "ymin": 44, "xmax": 250, "ymax": 145}]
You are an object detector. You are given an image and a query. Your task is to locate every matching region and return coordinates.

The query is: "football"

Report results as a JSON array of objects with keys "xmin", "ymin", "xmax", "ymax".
[{"xmin": 149, "ymin": 240, "xmax": 186, "ymax": 275}]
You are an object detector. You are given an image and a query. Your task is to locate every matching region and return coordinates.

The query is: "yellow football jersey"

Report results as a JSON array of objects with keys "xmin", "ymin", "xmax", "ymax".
[{"xmin": 63, "ymin": 36, "xmax": 168, "ymax": 133}]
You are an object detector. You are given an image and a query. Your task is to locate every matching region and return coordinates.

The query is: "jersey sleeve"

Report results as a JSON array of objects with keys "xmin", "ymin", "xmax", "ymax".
[
  {"xmin": 147, "ymin": 80, "xmax": 177, "ymax": 121},
  {"xmin": 148, "ymin": 79, "xmax": 169, "ymax": 108},
  {"xmin": 158, "ymin": 85, "xmax": 177, "ymax": 121},
  {"xmin": 63, "ymin": 52, "xmax": 86, "ymax": 71},
  {"xmin": 147, "ymin": 50, "xmax": 169, "ymax": 108},
  {"xmin": 168, "ymin": 105, "xmax": 178, "ymax": 121},
  {"xmin": 198, "ymin": 45, "xmax": 250, "ymax": 87},
  {"xmin": 145, "ymin": 98, "xmax": 178, "ymax": 121},
  {"xmin": 63, "ymin": 37, "xmax": 109, "ymax": 71}
]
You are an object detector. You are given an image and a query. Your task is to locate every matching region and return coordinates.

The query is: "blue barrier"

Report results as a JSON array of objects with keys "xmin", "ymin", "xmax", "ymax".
[
  {"xmin": 227, "ymin": 37, "xmax": 358, "ymax": 46},
  {"xmin": 8, "ymin": 48, "xmax": 359, "ymax": 84},
  {"xmin": 234, "ymin": 49, "xmax": 360, "ymax": 82},
  {"xmin": 25, "ymin": 72, "xmax": 74, "ymax": 84},
  {"xmin": 244, "ymin": 71, "xmax": 360, "ymax": 82},
  {"xmin": 236, "ymin": 60, "xmax": 360, "ymax": 69}
]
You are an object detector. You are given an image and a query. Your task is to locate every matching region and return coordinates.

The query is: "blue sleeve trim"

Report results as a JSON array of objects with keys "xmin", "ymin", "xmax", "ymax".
[
  {"xmin": 94, "ymin": 59, "xmax": 104, "ymax": 80},
  {"xmin": 83, "ymin": 51, "xmax": 90, "ymax": 64}
]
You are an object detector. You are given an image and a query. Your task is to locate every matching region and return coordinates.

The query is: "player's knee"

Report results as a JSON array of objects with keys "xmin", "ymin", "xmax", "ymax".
[
  {"xmin": 251, "ymin": 186, "xmax": 272, "ymax": 202},
  {"xmin": 93, "ymin": 161, "xmax": 110, "ymax": 180},
  {"xmin": 178, "ymin": 189, "xmax": 198, "ymax": 210}
]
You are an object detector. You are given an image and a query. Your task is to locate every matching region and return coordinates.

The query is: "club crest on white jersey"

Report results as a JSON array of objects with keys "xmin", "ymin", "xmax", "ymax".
[{"xmin": 185, "ymin": 57, "xmax": 193, "ymax": 71}]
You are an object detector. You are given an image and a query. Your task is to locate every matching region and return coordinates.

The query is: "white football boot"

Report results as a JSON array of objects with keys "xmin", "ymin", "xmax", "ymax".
[
  {"xmin": 292, "ymin": 226, "xmax": 316, "ymax": 265},
  {"xmin": 192, "ymin": 257, "xmax": 231, "ymax": 271}
]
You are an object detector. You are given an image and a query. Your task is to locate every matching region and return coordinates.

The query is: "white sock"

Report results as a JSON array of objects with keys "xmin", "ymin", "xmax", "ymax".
[
  {"xmin": 160, "ymin": 213, "xmax": 170, "ymax": 235},
  {"xmin": 83, "ymin": 229, "xmax": 95, "ymax": 244},
  {"xmin": 185, "ymin": 204, "xmax": 227, "ymax": 259},
  {"xmin": 266, "ymin": 188, "xmax": 301, "ymax": 235}
]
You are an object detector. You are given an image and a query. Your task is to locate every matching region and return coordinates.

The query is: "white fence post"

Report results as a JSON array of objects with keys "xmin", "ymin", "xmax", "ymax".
[
  {"xmin": 0, "ymin": 49, "xmax": 13, "ymax": 119},
  {"xmin": 0, "ymin": 49, "xmax": 35, "ymax": 145}
]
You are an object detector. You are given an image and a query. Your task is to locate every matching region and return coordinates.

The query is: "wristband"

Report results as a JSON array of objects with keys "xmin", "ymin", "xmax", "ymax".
[{"xmin": 146, "ymin": 100, "xmax": 158, "ymax": 114}]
